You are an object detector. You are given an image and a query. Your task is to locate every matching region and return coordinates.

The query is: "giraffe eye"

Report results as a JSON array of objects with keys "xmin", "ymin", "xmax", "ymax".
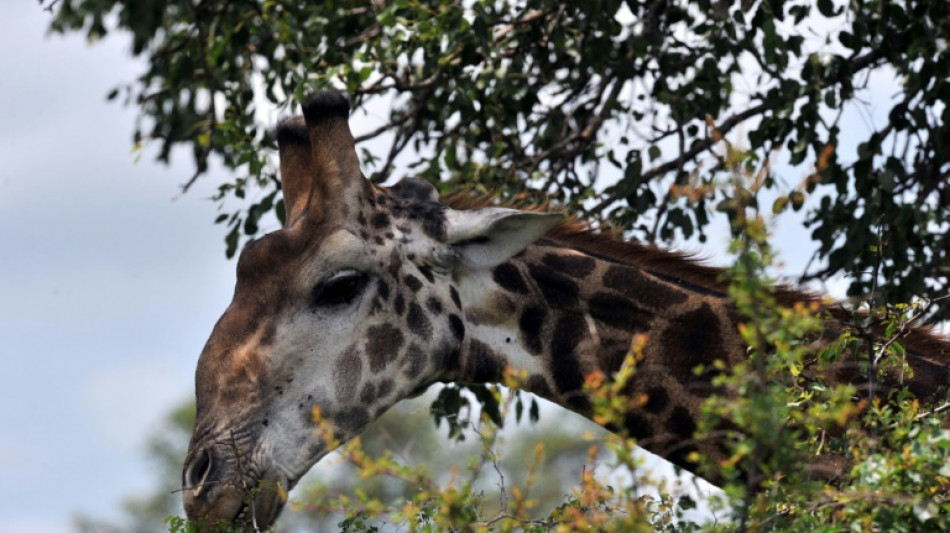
[{"xmin": 311, "ymin": 270, "xmax": 369, "ymax": 308}]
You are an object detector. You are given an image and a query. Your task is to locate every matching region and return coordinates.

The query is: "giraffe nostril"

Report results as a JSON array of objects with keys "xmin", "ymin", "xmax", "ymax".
[{"xmin": 184, "ymin": 448, "xmax": 214, "ymax": 495}]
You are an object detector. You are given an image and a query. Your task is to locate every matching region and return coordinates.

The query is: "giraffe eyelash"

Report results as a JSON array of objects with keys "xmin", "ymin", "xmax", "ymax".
[{"xmin": 310, "ymin": 270, "xmax": 369, "ymax": 308}]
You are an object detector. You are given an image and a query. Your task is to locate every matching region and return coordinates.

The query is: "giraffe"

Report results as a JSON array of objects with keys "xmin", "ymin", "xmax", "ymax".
[{"xmin": 181, "ymin": 91, "xmax": 950, "ymax": 528}]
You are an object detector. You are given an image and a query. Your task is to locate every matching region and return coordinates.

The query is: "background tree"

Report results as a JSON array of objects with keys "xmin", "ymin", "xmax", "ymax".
[
  {"xmin": 46, "ymin": 0, "xmax": 950, "ymax": 319},
  {"xmin": 74, "ymin": 402, "xmax": 195, "ymax": 533}
]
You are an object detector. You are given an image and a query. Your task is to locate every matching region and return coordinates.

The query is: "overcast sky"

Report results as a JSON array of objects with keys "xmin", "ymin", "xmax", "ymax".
[
  {"xmin": 1, "ymin": 3, "xmax": 903, "ymax": 533},
  {"xmin": 1, "ymin": 4, "xmax": 241, "ymax": 532}
]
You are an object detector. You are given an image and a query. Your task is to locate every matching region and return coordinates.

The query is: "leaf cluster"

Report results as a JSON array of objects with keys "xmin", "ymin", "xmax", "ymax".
[
  {"xmin": 44, "ymin": 0, "xmax": 950, "ymax": 318},
  {"xmin": 695, "ymin": 159, "xmax": 950, "ymax": 532}
]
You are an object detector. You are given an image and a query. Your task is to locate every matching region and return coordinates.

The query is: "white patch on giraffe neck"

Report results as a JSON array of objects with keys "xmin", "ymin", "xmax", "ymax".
[
  {"xmin": 456, "ymin": 267, "xmax": 543, "ymax": 377},
  {"xmin": 467, "ymin": 321, "xmax": 543, "ymax": 375}
]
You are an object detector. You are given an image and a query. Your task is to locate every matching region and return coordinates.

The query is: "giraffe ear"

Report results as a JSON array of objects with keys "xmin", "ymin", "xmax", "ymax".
[{"xmin": 444, "ymin": 208, "xmax": 562, "ymax": 269}]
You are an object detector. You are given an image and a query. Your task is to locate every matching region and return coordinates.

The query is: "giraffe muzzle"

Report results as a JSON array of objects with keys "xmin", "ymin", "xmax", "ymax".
[{"xmin": 182, "ymin": 444, "xmax": 287, "ymax": 529}]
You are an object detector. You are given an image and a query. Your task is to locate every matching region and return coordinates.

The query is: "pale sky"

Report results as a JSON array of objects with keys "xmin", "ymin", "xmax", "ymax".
[
  {"xmin": 1, "ymin": 3, "xmax": 894, "ymax": 533},
  {"xmin": 1, "ymin": 4, "xmax": 238, "ymax": 532}
]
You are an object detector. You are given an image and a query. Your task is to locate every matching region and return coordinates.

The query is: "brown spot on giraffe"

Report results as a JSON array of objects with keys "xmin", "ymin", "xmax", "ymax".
[
  {"xmin": 406, "ymin": 302, "xmax": 431, "ymax": 337},
  {"xmin": 660, "ymin": 302, "xmax": 731, "ymax": 386},
  {"xmin": 334, "ymin": 349, "xmax": 362, "ymax": 398},
  {"xmin": 492, "ymin": 263, "xmax": 530, "ymax": 294},
  {"xmin": 359, "ymin": 382, "xmax": 377, "ymax": 403},
  {"xmin": 365, "ymin": 322, "xmax": 404, "ymax": 373},
  {"xmin": 586, "ymin": 291, "xmax": 652, "ymax": 332},
  {"xmin": 402, "ymin": 342, "xmax": 426, "ymax": 379},
  {"xmin": 526, "ymin": 374, "xmax": 555, "ymax": 398},
  {"xmin": 549, "ymin": 314, "xmax": 587, "ymax": 397},
  {"xmin": 528, "ymin": 263, "xmax": 580, "ymax": 308},
  {"xmin": 603, "ymin": 264, "xmax": 690, "ymax": 309},
  {"xmin": 541, "ymin": 252, "xmax": 596, "ymax": 278},
  {"xmin": 464, "ymin": 339, "xmax": 505, "ymax": 383},
  {"xmin": 518, "ymin": 306, "xmax": 546, "ymax": 356}
]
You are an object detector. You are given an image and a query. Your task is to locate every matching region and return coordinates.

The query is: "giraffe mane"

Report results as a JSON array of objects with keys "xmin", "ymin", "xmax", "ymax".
[
  {"xmin": 445, "ymin": 191, "xmax": 806, "ymax": 301},
  {"xmin": 445, "ymin": 191, "xmax": 950, "ymax": 363}
]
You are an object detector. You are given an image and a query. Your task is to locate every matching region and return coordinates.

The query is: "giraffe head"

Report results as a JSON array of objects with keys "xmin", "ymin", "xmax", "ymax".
[{"xmin": 181, "ymin": 92, "xmax": 559, "ymax": 527}]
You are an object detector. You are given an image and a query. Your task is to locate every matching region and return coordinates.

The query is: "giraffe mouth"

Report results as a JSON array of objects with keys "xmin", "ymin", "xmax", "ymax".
[{"xmin": 232, "ymin": 478, "xmax": 287, "ymax": 529}]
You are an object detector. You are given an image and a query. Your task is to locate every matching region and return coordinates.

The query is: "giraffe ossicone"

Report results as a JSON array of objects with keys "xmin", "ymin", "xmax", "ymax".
[{"xmin": 181, "ymin": 91, "xmax": 950, "ymax": 528}]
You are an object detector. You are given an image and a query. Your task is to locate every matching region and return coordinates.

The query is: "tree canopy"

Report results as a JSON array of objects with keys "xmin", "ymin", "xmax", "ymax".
[{"xmin": 48, "ymin": 0, "xmax": 950, "ymax": 319}]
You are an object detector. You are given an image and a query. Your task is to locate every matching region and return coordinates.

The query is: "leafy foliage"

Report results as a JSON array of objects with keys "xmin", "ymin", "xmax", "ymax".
[
  {"xmin": 46, "ymin": 0, "xmax": 950, "ymax": 318},
  {"xmin": 275, "ymin": 370, "xmax": 708, "ymax": 533},
  {"xmin": 694, "ymin": 156, "xmax": 950, "ymax": 532},
  {"xmin": 80, "ymin": 392, "xmax": 617, "ymax": 533}
]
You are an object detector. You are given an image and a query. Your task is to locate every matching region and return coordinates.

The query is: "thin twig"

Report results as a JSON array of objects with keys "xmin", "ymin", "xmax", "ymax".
[
  {"xmin": 41, "ymin": 0, "xmax": 62, "ymax": 12},
  {"xmin": 916, "ymin": 402, "xmax": 950, "ymax": 421},
  {"xmin": 586, "ymin": 101, "xmax": 772, "ymax": 218}
]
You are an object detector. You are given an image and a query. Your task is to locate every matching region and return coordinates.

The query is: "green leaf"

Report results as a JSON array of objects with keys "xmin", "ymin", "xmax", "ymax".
[
  {"xmin": 772, "ymin": 196, "xmax": 788, "ymax": 214},
  {"xmin": 470, "ymin": 385, "xmax": 503, "ymax": 427},
  {"xmin": 817, "ymin": 0, "xmax": 837, "ymax": 17},
  {"xmin": 275, "ymin": 199, "xmax": 286, "ymax": 226},
  {"xmin": 224, "ymin": 223, "xmax": 240, "ymax": 259},
  {"xmin": 789, "ymin": 191, "xmax": 805, "ymax": 211},
  {"xmin": 50, "ymin": 0, "xmax": 950, "ymax": 325},
  {"xmin": 839, "ymin": 31, "xmax": 856, "ymax": 50}
]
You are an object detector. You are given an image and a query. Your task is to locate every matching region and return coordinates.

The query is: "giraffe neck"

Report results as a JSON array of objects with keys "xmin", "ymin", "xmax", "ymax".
[{"xmin": 451, "ymin": 238, "xmax": 745, "ymax": 473}]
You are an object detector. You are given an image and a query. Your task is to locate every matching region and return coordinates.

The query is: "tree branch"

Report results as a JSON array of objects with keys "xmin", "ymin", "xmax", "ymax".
[{"xmin": 587, "ymin": 100, "xmax": 772, "ymax": 218}]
